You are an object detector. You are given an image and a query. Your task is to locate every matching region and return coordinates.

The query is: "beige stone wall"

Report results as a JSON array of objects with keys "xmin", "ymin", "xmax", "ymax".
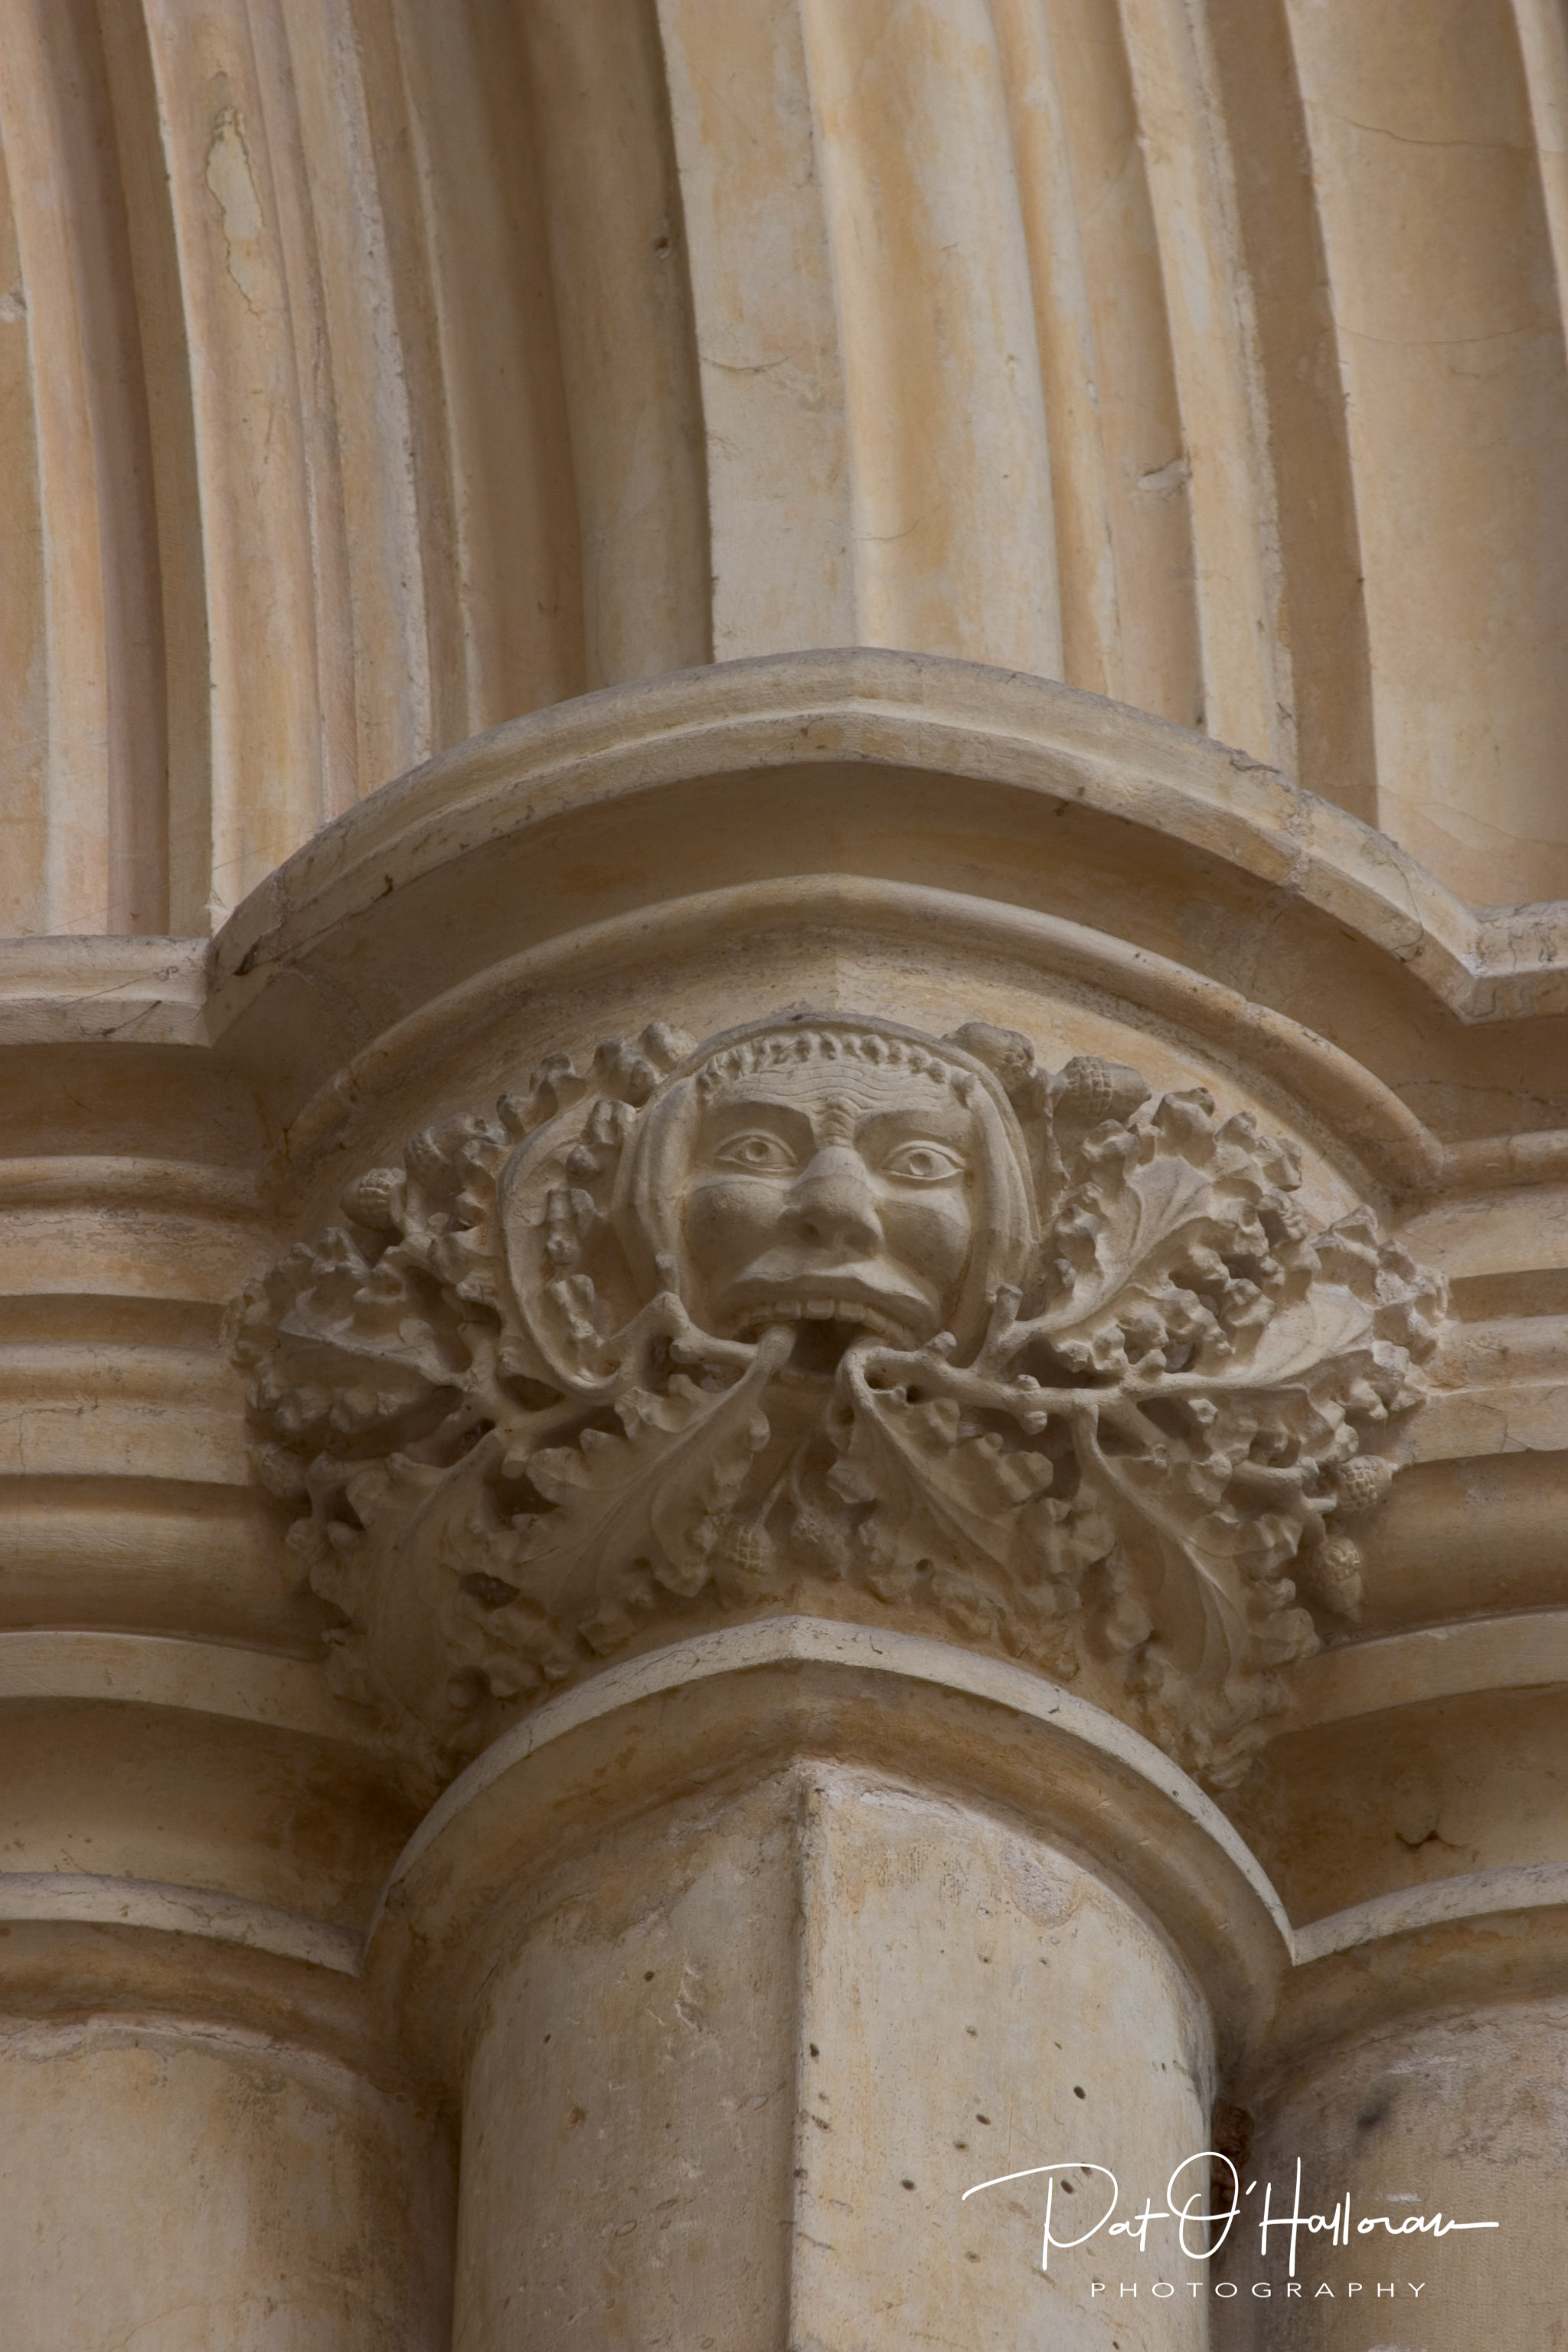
[
  {"xmin": 2, "ymin": 2, "xmax": 1568, "ymax": 918},
  {"xmin": 1, "ymin": 8, "xmax": 1566, "ymax": 2347}
]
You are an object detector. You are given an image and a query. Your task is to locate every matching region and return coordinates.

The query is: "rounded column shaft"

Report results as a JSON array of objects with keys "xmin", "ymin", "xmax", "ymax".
[
  {"xmin": 1221, "ymin": 2001, "xmax": 1561, "ymax": 2347},
  {"xmin": 377, "ymin": 1629, "xmax": 1276, "ymax": 2351},
  {"xmin": 0, "ymin": 2006, "xmax": 453, "ymax": 2350}
]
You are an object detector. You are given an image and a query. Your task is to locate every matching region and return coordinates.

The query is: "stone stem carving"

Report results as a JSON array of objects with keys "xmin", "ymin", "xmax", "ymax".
[{"xmin": 236, "ymin": 1014, "xmax": 1443, "ymax": 1792}]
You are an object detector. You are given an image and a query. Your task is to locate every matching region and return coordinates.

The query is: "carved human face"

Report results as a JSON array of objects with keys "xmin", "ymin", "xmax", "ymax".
[{"xmin": 682, "ymin": 1060, "xmax": 978, "ymax": 1344}]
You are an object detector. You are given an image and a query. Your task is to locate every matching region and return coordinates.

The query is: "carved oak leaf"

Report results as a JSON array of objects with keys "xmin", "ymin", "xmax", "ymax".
[
  {"xmin": 506, "ymin": 1331, "xmax": 790, "ymax": 1624},
  {"xmin": 824, "ymin": 1353, "xmax": 1093, "ymax": 1667},
  {"xmin": 1040, "ymin": 1096, "xmax": 1305, "ymax": 1372},
  {"xmin": 236, "ymin": 1014, "xmax": 1445, "ymax": 1797}
]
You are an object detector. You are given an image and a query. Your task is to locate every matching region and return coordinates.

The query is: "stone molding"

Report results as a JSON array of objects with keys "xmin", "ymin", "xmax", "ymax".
[
  {"xmin": 0, "ymin": 1873, "xmax": 361, "ymax": 1976},
  {"xmin": 368, "ymin": 1616, "xmax": 1568, "ymax": 2086},
  {"xmin": 239, "ymin": 1008, "xmax": 1442, "ymax": 1792},
  {"xmin": 12, "ymin": 655, "xmax": 1568, "ymax": 1200},
  {"xmin": 2, "ymin": 1622, "xmax": 1557, "ymax": 2020},
  {"xmin": 204, "ymin": 653, "xmax": 1568, "ymax": 1024}
]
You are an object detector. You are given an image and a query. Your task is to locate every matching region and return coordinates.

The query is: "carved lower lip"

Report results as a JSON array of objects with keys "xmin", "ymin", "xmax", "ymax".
[{"xmin": 732, "ymin": 1296, "xmax": 919, "ymax": 1344}]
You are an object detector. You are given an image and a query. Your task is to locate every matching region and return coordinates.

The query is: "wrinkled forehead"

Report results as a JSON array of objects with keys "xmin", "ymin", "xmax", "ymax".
[{"xmin": 696, "ymin": 1056, "xmax": 974, "ymax": 1128}]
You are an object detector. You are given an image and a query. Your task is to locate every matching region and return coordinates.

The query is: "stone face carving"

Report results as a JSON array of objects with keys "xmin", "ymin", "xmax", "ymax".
[{"xmin": 237, "ymin": 1014, "xmax": 1443, "ymax": 1792}]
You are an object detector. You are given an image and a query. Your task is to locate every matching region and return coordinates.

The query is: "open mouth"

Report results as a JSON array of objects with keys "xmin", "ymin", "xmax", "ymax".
[{"xmin": 732, "ymin": 1295, "xmax": 920, "ymax": 1346}]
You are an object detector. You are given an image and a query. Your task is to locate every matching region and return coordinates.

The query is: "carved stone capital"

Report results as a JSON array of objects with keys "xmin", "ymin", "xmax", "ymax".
[{"xmin": 236, "ymin": 1012, "xmax": 1444, "ymax": 1794}]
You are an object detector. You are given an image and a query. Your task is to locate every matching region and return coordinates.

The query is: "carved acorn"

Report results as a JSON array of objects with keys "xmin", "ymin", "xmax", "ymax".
[
  {"xmin": 1050, "ymin": 1054, "xmax": 1150, "ymax": 1136},
  {"xmin": 1332, "ymin": 1453, "xmax": 1396, "ymax": 1516},
  {"xmin": 1308, "ymin": 1535, "xmax": 1364, "ymax": 1619},
  {"xmin": 240, "ymin": 1006, "xmax": 1442, "ymax": 1796},
  {"xmin": 341, "ymin": 1165, "xmax": 405, "ymax": 1233},
  {"xmin": 712, "ymin": 1516, "xmax": 780, "ymax": 1599}
]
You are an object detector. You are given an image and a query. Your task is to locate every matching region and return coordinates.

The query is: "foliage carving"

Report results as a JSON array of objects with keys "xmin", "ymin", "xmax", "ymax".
[{"xmin": 237, "ymin": 1014, "xmax": 1442, "ymax": 1792}]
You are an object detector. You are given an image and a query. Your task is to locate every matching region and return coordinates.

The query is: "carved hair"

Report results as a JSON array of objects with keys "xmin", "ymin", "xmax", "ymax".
[{"xmin": 691, "ymin": 1024, "xmax": 976, "ymax": 1102}]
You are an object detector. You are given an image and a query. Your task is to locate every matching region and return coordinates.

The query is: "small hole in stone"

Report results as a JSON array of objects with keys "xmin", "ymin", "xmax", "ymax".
[
  {"xmin": 644, "ymin": 1971, "xmax": 655, "ymax": 1981},
  {"xmin": 954, "ymin": 2140, "xmax": 969, "ymax": 2151},
  {"xmin": 965, "ymin": 2251, "xmax": 981, "ymax": 2262},
  {"xmin": 809, "ymin": 2044, "xmax": 820, "ymax": 2057},
  {"xmin": 902, "ymin": 2179, "xmax": 916, "ymax": 2190},
  {"xmin": 1073, "ymin": 2086, "xmax": 1086, "ymax": 2099},
  {"xmin": 976, "ymin": 2114, "xmax": 991, "ymax": 2125}
]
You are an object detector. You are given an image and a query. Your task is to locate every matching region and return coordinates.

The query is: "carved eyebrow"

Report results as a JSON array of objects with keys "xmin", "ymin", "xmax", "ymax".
[
  {"xmin": 703, "ymin": 1096, "xmax": 815, "ymax": 1133},
  {"xmin": 854, "ymin": 1102, "xmax": 974, "ymax": 1140}
]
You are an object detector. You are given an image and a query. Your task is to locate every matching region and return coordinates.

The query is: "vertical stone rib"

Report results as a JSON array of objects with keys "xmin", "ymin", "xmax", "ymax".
[
  {"xmin": 0, "ymin": 0, "xmax": 167, "ymax": 933},
  {"xmin": 273, "ymin": 0, "xmax": 435, "ymax": 812},
  {"xmin": 95, "ymin": 0, "xmax": 209, "ymax": 938},
  {"xmin": 993, "ymin": 0, "xmax": 1203, "ymax": 724},
  {"xmin": 242, "ymin": 1, "xmax": 359, "ymax": 835},
  {"xmin": 990, "ymin": 0, "xmax": 1124, "ymax": 703},
  {"xmin": 520, "ymin": 0, "xmax": 712, "ymax": 690},
  {"xmin": 1116, "ymin": 0, "xmax": 1295, "ymax": 767},
  {"xmin": 654, "ymin": 0, "xmax": 856, "ymax": 658},
  {"xmin": 139, "ymin": 0, "xmax": 326, "ymax": 925},
  {"xmin": 801, "ymin": 0, "xmax": 1063, "ymax": 675},
  {"xmin": 1286, "ymin": 0, "xmax": 1568, "ymax": 906},
  {"xmin": 0, "ymin": 113, "xmax": 47, "ymax": 934},
  {"xmin": 376, "ymin": 0, "xmax": 584, "ymax": 744},
  {"xmin": 1205, "ymin": 0, "xmax": 1377, "ymax": 825},
  {"xmin": 1514, "ymin": 0, "xmax": 1568, "ymax": 326}
]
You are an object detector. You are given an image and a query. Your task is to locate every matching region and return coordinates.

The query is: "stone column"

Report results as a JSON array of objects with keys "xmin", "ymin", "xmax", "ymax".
[
  {"xmin": 0, "ymin": 1978, "xmax": 454, "ymax": 2350},
  {"xmin": 373, "ymin": 1623, "xmax": 1289, "ymax": 2351},
  {"xmin": 1220, "ymin": 1969, "xmax": 1568, "ymax": 2351},
  {"xmin": 239, "ymin": 988, "xmax": 1440, "ymax": 2347}
]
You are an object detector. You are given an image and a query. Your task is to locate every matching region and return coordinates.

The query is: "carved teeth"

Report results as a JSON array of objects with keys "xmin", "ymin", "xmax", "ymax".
[{"xmin": 740, "ymin": 1296, "xmax": 916, "ymax": 1344}]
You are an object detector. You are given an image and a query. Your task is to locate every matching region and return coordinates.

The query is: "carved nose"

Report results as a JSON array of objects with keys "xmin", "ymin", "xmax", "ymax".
[{"xmin": 782, "ymin": 1149, "xmax": 880, "ymax": 1254}]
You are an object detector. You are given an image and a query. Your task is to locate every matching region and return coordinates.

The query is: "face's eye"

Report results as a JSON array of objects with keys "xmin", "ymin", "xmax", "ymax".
[
  {"xmin": 879, "ymin": 1139, "xmax": 969, "ymax": 1184},
  {"xmin": 712, "ymin": 1130, "xmax": 799, "ymax": 1174}
]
